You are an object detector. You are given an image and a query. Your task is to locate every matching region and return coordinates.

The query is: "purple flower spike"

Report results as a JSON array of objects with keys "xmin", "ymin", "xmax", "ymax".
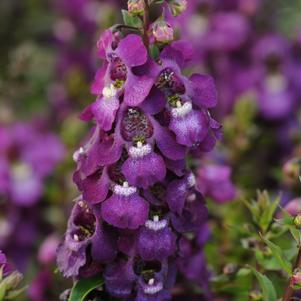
[
  {"xmin": 58, "ymin": 3, "xmax": 220, "ymax": 298},
  {"xmin": 122, "ymin": 143, "xmax": 166, "ymax": 188},
  {"xmin": 101, "ymin": 182, "xmax": 149, "ymax": 229},
  {"xmin": 137, "ymin": 216, "xmax": 176, "ymax": 261}
]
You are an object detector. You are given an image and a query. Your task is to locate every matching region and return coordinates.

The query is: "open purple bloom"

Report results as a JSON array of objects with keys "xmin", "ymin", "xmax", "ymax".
[
  {"xmin": 101, "ymin": 182, "xmax": 149, "ymax": 229},
  {"xmin": 57, "ymin": 199, "xmax": 116, "ymax": 277},
  {"xmin": 104, "ymin": 257, "xmax": 137, "ymax": 298},
  {"xmin": 137, "ymin": 216, "xmax": 176, "ymax": 261}
]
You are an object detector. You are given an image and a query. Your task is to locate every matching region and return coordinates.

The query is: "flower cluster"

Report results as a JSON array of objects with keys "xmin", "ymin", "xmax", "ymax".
[
  {"xmin": 0, "ymin": 121, "xmax": 64, "ymax": 271},
  {"xmin": 0, "ymin": 122, "xmax": 64, "ymax": 206},
  {"xmin": 57, "ymin": 2, "xmax": 221, "ymax": 299},
  {"xmin": 165, "ymin": 0, "xmax": 301, "ymax": 122}
]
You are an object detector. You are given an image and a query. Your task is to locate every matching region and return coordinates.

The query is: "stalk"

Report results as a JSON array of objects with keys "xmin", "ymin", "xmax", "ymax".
[{"xmin": 282, "ymin": 247, "xmax": 301, "ymax": 301}]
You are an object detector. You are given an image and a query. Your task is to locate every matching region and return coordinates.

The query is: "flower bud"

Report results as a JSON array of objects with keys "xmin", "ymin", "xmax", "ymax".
[
  {"xmin": 169, "ymin": 0, "xmax": 188, "ymax": 16},
  {"xmin": 2, "ymin": 271, "xmax": 23, "ymax": 290},
  {"xmin": 223, "ymin": 263, "xmax": 238, "ymax": 276},
  {"xmin": 284, "ymin": 198, "xmax": 301, "ymax": 216},
  {"xmin": 292, "ymin": 271, "xmax": 301, "ymax": 287},
  {"xmin": 128, "ymin": 0, "xmax": 144, "ymax": 15},
  {"xmin": 294, "ymin": 214, "xmax": 301, "ymax": 229},
  {"xmin": 283, "ymin": 158, "xmax": 301, "ymax": 185},
  {"xmin": 152, "ymin": 21, "xmax": 174, "ymax": 44}
]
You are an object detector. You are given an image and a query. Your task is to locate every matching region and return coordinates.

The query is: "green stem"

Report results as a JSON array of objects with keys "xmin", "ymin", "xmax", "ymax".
[
  {"xmin": 282, "ymin": 246, "xmax": 301, "ymax": 301},
  {"xmin": 143, "ymin": 0, "xmax": 150, "ymax": 48}
]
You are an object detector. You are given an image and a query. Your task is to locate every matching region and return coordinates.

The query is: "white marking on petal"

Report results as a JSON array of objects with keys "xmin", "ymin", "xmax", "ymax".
[
  {"xmin": 73, "ymin": 147, "xmax": 85, "ymax": 162},
  {"xmin": 145, "ymin": 218, "xmax": 167, "ymax": 231},
  {"xmin": 171, "ymin": 102, "xmax": 192, "ymax": 118},
  {"xmin": 187, "ymin": 193, "xmax": 196, "ymax": 202},
  {"xmin": 187, "ymin": 173, "xmax": 196, "ymax": 188},
  {"xmin": 113, "ymin": 183, "xmax": 137, "ymax": 196},
  {"xmin": 153, "ymin": 215, "xmax": 159, "ymax": 222},
  {"xmin": 148, "ymin": 278, "xmax": 155, "ymax": 285},
  {"xmin": 144, "ymin": 281, "xmax": 163, "ymax": 295},
  {"xmin": 102, "ymin": 83, "xmax": 117, "ymax": 99},
  {"xmin": 128, "ymin": 144, "xmax": 152, "ymax": 158},
  {"xmin": 73, "ymin": 234, "xmax": 79, "ymax": 241},
  {"xmin": 265, "ymin": 74, "xmax": 287, "ymax": 93}
]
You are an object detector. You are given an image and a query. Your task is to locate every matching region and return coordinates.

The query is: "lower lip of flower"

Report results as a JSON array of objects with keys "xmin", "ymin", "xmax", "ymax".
[
  {"xmin": 128, "ymin": 143, "xmax": 152, "ymax": 158},
  {"xmin": 171, "ymin": 102, "xmax": 192, "ymax": 118},
  {"xmin": 143, "ymin": 279, "xmax": 163, "ymax": 295},
  {"xmin": 113, "ymin": 182, "xmax": 137, "ymax": 196},
  {"xmin": 145, "ymin": 218, "xmax": 167, "ymax": 231}
]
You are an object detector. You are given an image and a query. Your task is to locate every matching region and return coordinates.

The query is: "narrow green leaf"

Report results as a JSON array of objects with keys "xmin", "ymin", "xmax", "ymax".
[
  {"xmin": 259, "ymin": 195, "xmax": 279, "ymax": 232},
  {"xmin": 261, "ymin": 236, "xmax": 292, "ymax": 275},
  {"xmin": 69, "ymin": 276, "xmax": 103, "ymax": 301},
  {"xmin": 121, "ymin": 10, "xmax": 143, "ymax": 28},
  {"xmin": 250, "ymin": 268, "xmax": 277, "ymax": 301},
  {"xmin": 5, "ymin": 285, "xmax": 28, "ymax": 300},
  {"xmin": 0, "ymin": 280, "xmax": 6, "ymax": 301}
]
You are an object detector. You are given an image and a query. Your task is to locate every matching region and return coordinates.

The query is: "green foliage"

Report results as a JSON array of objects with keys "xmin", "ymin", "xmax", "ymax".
[
  {"xmin": 249, "ymin": 268, "xmax": 277, "ymax": 301},
  {"xmin": 122, "ymin": 10, "xmax": 143, "ymax": 28},
  {"xmin": 207, "ymin": 190, "xmax": 301, "ymax": 300},
  {"xmin": 260, "ymin": 236, "xmax": 292, "ymax": 275},
  {"xmin": 243, "ymin": 191, "xmax": 280, "ymax": 233},
  {"xmin": 69, "ymin": 276, "xmax": 104, "ymax": 301}
]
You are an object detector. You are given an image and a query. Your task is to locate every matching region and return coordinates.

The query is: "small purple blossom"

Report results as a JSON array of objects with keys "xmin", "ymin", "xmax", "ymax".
[{"xmin": 197, "ymin": 165, "xmax": 236, "ymax": 203}]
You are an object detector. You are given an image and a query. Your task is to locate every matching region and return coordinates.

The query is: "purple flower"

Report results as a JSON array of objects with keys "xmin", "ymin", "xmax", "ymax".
[
  {"xmin": 87, "ymin": 30, "xmax": 153, "ymax": 129},
  {"xmin": 137, "ymin": 216, "xmax": 177, "ymax": 261},
  {"xmin": 101, "ymin": 182, "xmax": 149, "ymax": 229},
  {"xmin": 57, "ymin": 199, "xmax": 116, "ymax": 277},
  {"xmin": 0, "ymin": 122, "xmax": 64, "ymax": 206},
  {"xmin": 197, "ymin": 165, "xmax": 236, "ymax": 203}
]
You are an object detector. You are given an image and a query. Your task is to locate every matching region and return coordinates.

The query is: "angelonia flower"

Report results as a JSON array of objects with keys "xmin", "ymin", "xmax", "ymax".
[
  {"xmin": 57, "ymin": 2, "xmax": 221, "ymax": 300},
  {"xmin": 0, "ymin": 121, "xmax": 64, "ymax": 271},
  {"xmin": 0, "ymin": 122, "xmax": 64, "ymax": 206},
  {"xmin": 196, "ymin": 164, "xmax": 236, "ymax": 203}
]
